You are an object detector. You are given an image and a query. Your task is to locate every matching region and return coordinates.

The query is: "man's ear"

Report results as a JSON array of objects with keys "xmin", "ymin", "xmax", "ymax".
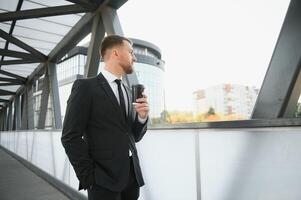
[{"xmin": 113, "ymin": 49, "xmax": 118, "ymax": 57}]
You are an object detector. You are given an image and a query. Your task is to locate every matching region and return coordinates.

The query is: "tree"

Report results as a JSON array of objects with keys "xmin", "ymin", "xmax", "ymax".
[{"xmin": 206, "ymin": 107, "xmax": 215, "ymax": 116}]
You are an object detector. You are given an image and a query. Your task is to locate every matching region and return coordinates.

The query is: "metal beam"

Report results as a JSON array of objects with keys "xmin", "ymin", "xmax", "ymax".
[
  {"xmin": 0, "ymin": 59, "xmax": 41, "ymax": 65},
  {"xmin": 14, "ymin": 94, "xmax": 21, "ymax": 130},
  {"xmin": 18, "ymin": 12, "xmax": 95, "ymax": 98},
  {"xmin": 101, "ymin": 6, "xmax": 139, "ymax": 87},
  {"xmin": 85, "ymin": 13, "xmax": 105, "ymax": 77},
  {"xmin": 20, "ymin": 91, "xmax": 27, "ymax": 129},
  {"xmin": 48, "ymin": 12, "xmax": 95, "ymax": 62},
  {"xmin": 0, "ymin": 5, "xmax": 93, "ymax": 22},
  {"xmin": 252, "ymin": 0, "xmax": 301, "ymax": 118},
  {"xmin": 47, "ymin": 62, "xmax": 62, "ymax": 129},
  {"xmin": 107, "ymin": 0, "xmax": 128, "ymax": 9},
  {"xmin": 37, "ymin": 68, "xmax": 50, "ymax": 129},
  {"xmin": 12, "ymin": 8, "xmax": 99, "ymax": 116},
  {"xmin": 0, "ymin": 69, "xmax": 26, "ymax": 82},
  {"xmin": 0, "ymin": 89, "xmax": 15, "ymax": 95},
  {"xmin": 2, "ymin": 107, "xmax": 7, "ymax": 131},
  {"xmin": 0, "ymin": 49, "xmax": 38, "ymax": 60},
  {"xmin": 101, "ymin": 6, "xmax": 124, "ymax": 35},
  {"xmin": 7, "ymin": 102, "xmax": 13, "ymax": 130},
  {"xmin": 0, "ymin": 77, "xmax": 24, "ymax": 84},
  {"xmin": 20, "ymin": 85, "xmax": 34, "ymax": 129},
  {"xmin": 0, "ymin": 99, "xmax": 10, "ymax": 103},
  {"xmin": 1, "ymin": 0, "xmax": 24, "ymax": 62},
  {"xmin": 0, "ymin": 29, "xmax": 47, "ymax": 61},
  {"xmin": 0, "ymin": 83, "xmax": 22, "ymax": 86},
  {"xmin": 283, "ymin": 69, "xmax": 301, "ymax": 117},
  {"xmin": 0, "ymin": 109, "xmax": 4, "ymax": 131}
]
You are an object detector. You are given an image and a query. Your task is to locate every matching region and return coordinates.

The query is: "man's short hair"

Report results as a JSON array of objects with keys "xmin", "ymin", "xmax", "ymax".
[{"xmin": 100, "ymin": 35, "xmax": 132, "ymax": 58}]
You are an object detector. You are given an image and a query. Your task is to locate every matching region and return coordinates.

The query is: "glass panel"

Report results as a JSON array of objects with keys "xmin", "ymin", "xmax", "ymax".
[
  {"xmin": 21, "ymin": 0, "xmax": 73, "ymax": 10},
  {"xmin": 13, "ymin": 25, "xmax": 63, "ymax": 44},
  {"xmin": 16, "ymin": 18, "xmax": 71, "ymax": 36},
  {"xmin": 0, "ymin": 0, "xmax": 19, "ymax": 11},
  {"xmin": 3, "ymin": 56, "xmax": 19, "ymax": 60},
  {"xmin": 8, "ymin": 43, "xmax": 28, "ymax": 53},
  {"xmin": 13, "ymin": 34, "xmax": 56, "ymax": 50},
  {"xmin": 0, "ymin": 73, "xmax": 13, "ymax": 78},
  {"xmin": 118, "ymin": 0, "xmax": 291, "ymax": 123},
  {"xmin": 41, "ymin": 14, "xmax": 82, "ymax": 27},
  {"xmin": 0, "ymin": 22, "xmax": 11, "ymax": 33},
  {"xmin": 0, "ymin": 40, "xmax": 6, "ymax": 48},
  {"xmin": 2, "ymin": 63, "xmax": 38, "ymax": 77}
]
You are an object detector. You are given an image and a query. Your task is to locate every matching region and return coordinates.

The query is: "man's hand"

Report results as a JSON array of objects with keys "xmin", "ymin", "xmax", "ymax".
[{"xmin": 134, "ymin": 95, "xmax": 149, "ymax": 119}]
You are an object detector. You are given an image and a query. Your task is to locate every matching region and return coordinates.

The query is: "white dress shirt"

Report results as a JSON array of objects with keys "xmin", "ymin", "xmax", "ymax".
[{"xmin": 102, "ymin": 69, "xmax": 147, "ymax": 124}]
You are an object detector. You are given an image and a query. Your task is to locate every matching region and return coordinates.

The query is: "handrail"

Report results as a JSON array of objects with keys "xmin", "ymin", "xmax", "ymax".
[{"xmin": 1, "ymin": 118, "xmax": 300, "ymax": 132}]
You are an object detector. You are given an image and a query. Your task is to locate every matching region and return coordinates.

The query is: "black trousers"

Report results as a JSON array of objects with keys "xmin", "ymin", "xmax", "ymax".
[{"xmin": 88, "ymin": 157, "xmax": 140, "ymax": 200}]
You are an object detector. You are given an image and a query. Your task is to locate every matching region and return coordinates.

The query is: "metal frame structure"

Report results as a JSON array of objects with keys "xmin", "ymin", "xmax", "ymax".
[
  {"xmin": 251, "ymin": 0, "xmax": 301, "ymax": 118},
  {"xmin": 0, "ymin": 0, "xmax": 128, "ymax": 130}
]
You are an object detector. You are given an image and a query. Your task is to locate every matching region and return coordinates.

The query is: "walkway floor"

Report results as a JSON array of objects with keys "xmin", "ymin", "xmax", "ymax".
[{"xmin": 0, "ymin": 147, "xmax": 70, "ymax": 200}]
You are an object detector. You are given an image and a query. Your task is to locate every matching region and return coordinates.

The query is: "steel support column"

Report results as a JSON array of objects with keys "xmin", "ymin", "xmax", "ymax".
[
  {"xmin": 101, "ymin": 6, "xmax": 124, "ymax": 35},
  {"xmin": 252, "ymin": 0, "xmax": 301, "ymax": 118},
  {"xmin": 48, "ymin": 62, "xmax": 62, "ymax": 129},
  {"xmin": 101, "ymin": 6, "xmax": 139, "ymax": 86},
  {"xmin": 21, "ymin": 85, "xmax": 34, "ymax": 129},
  {"xmin": 20, "ymin": 93, "xmax": 27, "ymax": 129},
  {"xmin": 27, "ymin": 84, "xmax": 35, "ymax": 129},
  {"xmin": 37, "ymin": 68, "xmax": 50, "ymax": 129},
  {"xmin": 85, "ymin": 13, "xmax": 105, "ymax": 77},
  {"xmin": 14, "ymin": 94, "xmax": 21, "ymax": 130},
  {"xmin": 0, "ymin": 110, "xmax": 5, "ymax": 131},
  {"xmin": 3, "ymin": 107, "xmax": 7, "ymax": 131},
  {"xmin": 7, "ymin": 102, "xmax": 13, "ymax": 130}
]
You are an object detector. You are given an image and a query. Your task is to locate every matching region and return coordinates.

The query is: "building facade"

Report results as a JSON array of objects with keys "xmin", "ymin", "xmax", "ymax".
[{"xmin": 193, "ymin": 84, "xmax": 259, "ymax": 119}]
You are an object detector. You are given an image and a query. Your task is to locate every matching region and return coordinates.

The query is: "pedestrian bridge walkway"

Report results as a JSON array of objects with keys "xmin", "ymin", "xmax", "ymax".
[
  {"xmin": 0, "ymin": 147, "xmax": 84, "ymax": 200},
  {"xmin": 0, "ymin": 119, "xmax": 301, "ymax": 200}
]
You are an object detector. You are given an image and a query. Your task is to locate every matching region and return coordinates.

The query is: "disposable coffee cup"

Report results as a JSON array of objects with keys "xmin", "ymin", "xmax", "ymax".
[{"xmin": 132, "ymin": 84, "xmax": 144, "ymax": 103}]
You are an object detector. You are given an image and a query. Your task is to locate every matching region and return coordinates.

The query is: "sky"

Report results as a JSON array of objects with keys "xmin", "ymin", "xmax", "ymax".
[{"xmin": 115, "ymin": 0, "xmax": 290, "ymax": 111}]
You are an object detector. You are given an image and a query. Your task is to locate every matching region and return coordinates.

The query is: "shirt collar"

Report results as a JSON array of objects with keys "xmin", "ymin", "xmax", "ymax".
[{"xmin": 102, "ymin": 69, "xmax": 122, "ymax": 83}]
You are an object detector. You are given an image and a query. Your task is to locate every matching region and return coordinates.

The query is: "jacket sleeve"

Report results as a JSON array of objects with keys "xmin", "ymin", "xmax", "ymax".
[
  {"xmin": 61, "ymin": 80, "xmax": 94, "ymax": 190},
  {"xmin": 131, "ymin": 114, "xmax": 148, "ymax": 142}
]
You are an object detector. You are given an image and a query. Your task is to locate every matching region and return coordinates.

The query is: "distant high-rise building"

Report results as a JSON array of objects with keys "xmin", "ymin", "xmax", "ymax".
[{"xmin": 193, "ymin": 84, "xmax": 259, "ymax": 118}]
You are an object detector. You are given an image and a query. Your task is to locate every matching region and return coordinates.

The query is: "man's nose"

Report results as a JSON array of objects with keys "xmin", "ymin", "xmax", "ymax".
[{"xmin": 133, "ymin": 54, "xmax": 137, "ymax": 62}]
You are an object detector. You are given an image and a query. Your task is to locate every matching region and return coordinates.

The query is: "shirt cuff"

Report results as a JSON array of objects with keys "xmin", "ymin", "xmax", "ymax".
[{"xmin": 138, "ymin": 115, "xmax": 147, "ymax": 124}]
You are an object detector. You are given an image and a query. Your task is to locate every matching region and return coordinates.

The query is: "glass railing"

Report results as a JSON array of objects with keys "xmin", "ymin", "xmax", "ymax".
[{"xmin": 1, "ymin": 119, "xmax": 301, "ymax": 200}]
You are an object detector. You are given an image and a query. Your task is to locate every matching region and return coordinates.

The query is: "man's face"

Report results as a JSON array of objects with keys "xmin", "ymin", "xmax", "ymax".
[{"xmin": 117, "ymin": 40, "xmax": 137, "ymax": 74}]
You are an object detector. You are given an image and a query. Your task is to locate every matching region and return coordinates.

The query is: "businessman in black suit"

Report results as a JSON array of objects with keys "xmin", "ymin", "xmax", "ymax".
[{"xmin": 61, "ymin": 35, "xmax": 149, "ymax": 200}]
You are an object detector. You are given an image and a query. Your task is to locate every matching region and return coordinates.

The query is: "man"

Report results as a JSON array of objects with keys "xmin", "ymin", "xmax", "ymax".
[{"xmin": 61, "ymin": 34, "xmax": 149, "ymax": 200}]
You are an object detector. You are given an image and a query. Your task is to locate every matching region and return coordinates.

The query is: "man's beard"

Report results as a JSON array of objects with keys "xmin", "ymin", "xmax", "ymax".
[{"xmin": 122, "ymin": 63, "xmax": 133, "ymax": 74}]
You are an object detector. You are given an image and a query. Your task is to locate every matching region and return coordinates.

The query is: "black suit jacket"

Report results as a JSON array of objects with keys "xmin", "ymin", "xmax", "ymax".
[{"xmin": 61, "ymin": 73, "xmax": 148, "ymax": 191}]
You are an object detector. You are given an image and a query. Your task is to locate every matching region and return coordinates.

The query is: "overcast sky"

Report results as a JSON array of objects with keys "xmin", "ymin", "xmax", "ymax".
[{"xmin": 117, "ymin": 0, "xmax": 290, "ymax": 111}]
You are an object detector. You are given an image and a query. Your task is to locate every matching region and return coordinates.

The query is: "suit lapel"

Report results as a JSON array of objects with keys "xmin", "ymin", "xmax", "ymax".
[
  {"xmin": 97, "ymin": 73, "xmax": 122, "ymax": 115},
  {"xmin": 97, "ymin": 73, "xmax": 132, "ymax": 127}
]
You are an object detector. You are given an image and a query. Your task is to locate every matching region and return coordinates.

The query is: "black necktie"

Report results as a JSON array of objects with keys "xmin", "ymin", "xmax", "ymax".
[{"xmin": 115, "ymin": 79, "xmax": 127, "ymax": 120}]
